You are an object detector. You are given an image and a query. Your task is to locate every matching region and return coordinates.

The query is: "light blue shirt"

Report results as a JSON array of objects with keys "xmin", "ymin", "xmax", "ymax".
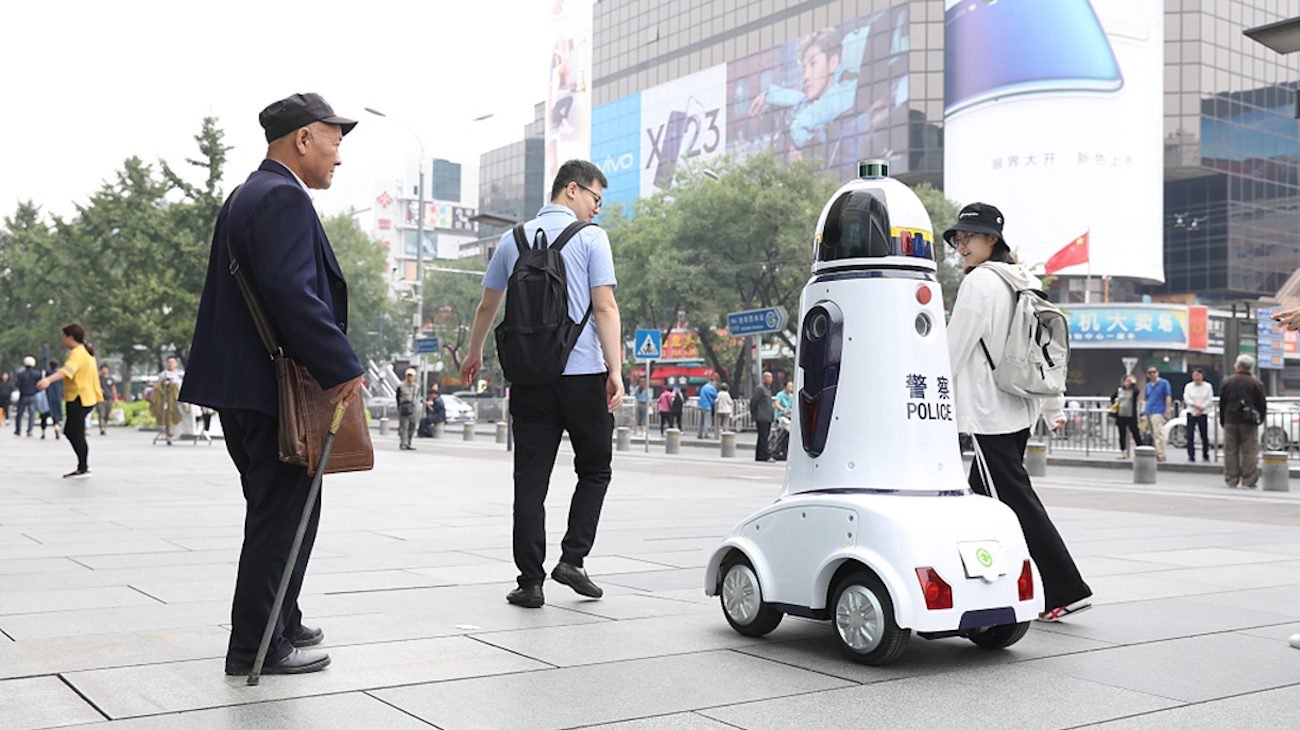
[{"xmin": 484, "ymin": 204, "xmax": 617, "ymax": 376}]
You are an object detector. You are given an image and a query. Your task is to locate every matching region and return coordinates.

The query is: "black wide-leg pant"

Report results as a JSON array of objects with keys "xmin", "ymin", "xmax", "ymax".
[
  {"xmin": 509, "ymin": 374, "xmax": 614, "ymax": 587},
  {"xmin": 969, "ymin": 429, "xmax": 1092, "ymax": 610},
  {"xmin": 220, "ymin": 408, "xmax": 319, "ymax": 665}
]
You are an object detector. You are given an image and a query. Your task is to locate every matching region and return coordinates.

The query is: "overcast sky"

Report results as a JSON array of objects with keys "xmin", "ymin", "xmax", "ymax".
[{"xmin": 1, "ymin": 1, "xmax": 553, "ymax": 221}]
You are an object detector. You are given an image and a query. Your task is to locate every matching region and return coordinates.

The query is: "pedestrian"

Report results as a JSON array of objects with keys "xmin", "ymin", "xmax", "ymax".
[
  {"xmin": 1140, "ymin": 366, "xmax": 1172, "ymax": 462},
  {"xmin": 35, "ymin": 324, "xmax": 102, "ymax": 477},
  {"xmin": 775, "ymin": 380, "xmax": 795, "ymax": 421},
  {"xmin": 751, "ymin": 371, "xmax": 775, "ymax": 461},
  {"xmin": 669, "ymin": 385, "xmax": 684, "ymax": 431},
  {"xmin": 943, "ymin": 202, "xmax": 1092, "ymax": 622},
  {"xmin": 419, "ymin": 385, "xmax": 445, "ymax": 438},
  {"xmin": 97, "ymin": 364, "xmax": 118, "ymax": 435},
  {"xmin": 1182, "ymin": 368, "xmax": 1213, "ymax": 462},
  {"xmin": 154, "ymin": 355, "xmax": 185, "ymax": 445},
  {"xmin": 181, "ymin": 93, "xmax": 365, "ymax": 677},
  {"xmin": 697, "ymin": 377, "xmax": 718, "ymax": 439},
  {"xmin": 1111, "ymin": 375, "xmax": 1141, "ymax": 459},
  {"xmin": 38, "ymin": 359, "xmax": 64, "ymax": 440},
  {"xmin": 396, "ymin": 368, "xmax": 419, "ymax": 450},
  {"xmin": 715, "ymin": 382, "xmax": 734, "ymax": 433},
  {"xmin": 1219, "ymin": 355, "xmax": 1266, "ymax": 489},
  {"xmin": 461, "ymin": 159, "xmax": 621, "ymax": 609},
  {"xmin": 657, "ymin": 384, "xmax": 674, "ymax": 435},
  {"xmin": 13, "ymin": 357, "xmax": 39, "ymax": 437},
  {"xmin": 633, "ymin": 376, "xmax": 649, "ymax": 436},
  {"xmin": 0, "ymin": 370, "xmax": 12, "ymax": 430}
]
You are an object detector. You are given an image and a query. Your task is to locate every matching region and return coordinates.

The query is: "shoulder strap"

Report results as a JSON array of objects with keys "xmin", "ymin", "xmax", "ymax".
[
  {"xmin": 512, "ymin": 223, "xmax": 530, "ymax": 256},
  {"xmin": 223, "ymin": 185, "xmax": 283, "ymax": 358},
  {"xmin": 551, "ymin": 220, "xmax": 596, "ymax": 251}
]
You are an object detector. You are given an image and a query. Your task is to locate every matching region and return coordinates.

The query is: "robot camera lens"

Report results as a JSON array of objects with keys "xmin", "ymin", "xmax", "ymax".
[
  {"xmin": 808, "ymin": 311, "xmax": 829, "ymax": 340},
  {"xmin": 915, "ymin": 312, "xmax": 932, "ymax": 337}
]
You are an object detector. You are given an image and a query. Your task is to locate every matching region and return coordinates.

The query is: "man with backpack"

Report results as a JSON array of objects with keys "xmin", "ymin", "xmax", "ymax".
[
  {"xmin": 944, "ymin": 202, "xmax": 1091, "ymax": 623},
  {"xmin": 1219, "ymin": 355, "xmax": 1267, "ymax": 489},
  {"xmin": 461, "ymin": 159, "xmax": 622, "ymax": 609}
]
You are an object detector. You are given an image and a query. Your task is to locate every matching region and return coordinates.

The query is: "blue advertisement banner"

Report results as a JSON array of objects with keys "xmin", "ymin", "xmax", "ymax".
[
  {"xmin": 591, "ymin": 92, "xmax": 642, "ymax": 213},
  {"xmin": 1066, "ymin": 305, "xmax": 1190, "ymax": 349}
]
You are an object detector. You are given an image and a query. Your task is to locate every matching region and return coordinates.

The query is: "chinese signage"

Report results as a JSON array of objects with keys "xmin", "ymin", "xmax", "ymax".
[
  {"xmin": 904, "ymin": 372, "xmax": 953, "ymax": 422},
  {"xmin": 1067, "ymin": 305, "xmax": 1190, "ymax": 349},
  {"xmin": 1258, "ymin": 308, "xmax": 1286, "ymax": 370}
]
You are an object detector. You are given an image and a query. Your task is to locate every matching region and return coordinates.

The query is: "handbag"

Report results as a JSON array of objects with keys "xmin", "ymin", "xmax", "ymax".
[
  {"xmin": 224, "ymin": 186, "xmax": 373, "ymax": 476},
  {"xmin": 33, "ymin": 390, "xmax": 49, "ymax": 415}
]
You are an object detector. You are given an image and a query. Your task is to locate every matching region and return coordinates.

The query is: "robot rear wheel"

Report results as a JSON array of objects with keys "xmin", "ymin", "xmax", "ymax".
[
  {"xmin": 832, "ymin": 571, "xmax": 910, "ymax": 665},
  {"xmin": 719, "ymin": 555, "xmax": 784, "ymax": 637},
  {"xmin": 967, "ymin": 621, "xmax": 1030, "ymax": 650}
]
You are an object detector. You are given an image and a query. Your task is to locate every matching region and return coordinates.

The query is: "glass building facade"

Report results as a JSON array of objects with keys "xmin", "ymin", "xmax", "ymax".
[
  {"xmin": 474, "ymin": 104, "xmax": 547, "ymax": 258},
  {"xmin": 430, "ymin": 159, "xmax": 462, "ymax": 203}
]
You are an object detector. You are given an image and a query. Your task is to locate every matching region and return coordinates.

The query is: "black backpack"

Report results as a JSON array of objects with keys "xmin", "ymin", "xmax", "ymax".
[{"xmin": 494, "ymin": 220, "xmax": 595, "ymax": 386}]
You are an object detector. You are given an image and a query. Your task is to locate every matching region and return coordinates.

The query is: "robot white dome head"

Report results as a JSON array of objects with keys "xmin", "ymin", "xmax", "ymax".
[{"xmin": 812, "ymin": 160, "xmax": 937, "ymax": 274}]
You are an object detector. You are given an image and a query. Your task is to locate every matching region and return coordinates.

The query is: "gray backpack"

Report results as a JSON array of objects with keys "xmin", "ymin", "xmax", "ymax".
[{"xmin": 978, "ymin": 266, "xmax": 1069, "ymax": 398}]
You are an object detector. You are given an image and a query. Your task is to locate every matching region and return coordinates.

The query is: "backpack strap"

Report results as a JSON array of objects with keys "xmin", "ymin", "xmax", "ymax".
[
  {"xmin": 551, "ymin": 220, "xmax": 596, "ymax": 251},
  {"xmin": 512, "ymin": 223, "xmax": 530, "ymax": 255}
]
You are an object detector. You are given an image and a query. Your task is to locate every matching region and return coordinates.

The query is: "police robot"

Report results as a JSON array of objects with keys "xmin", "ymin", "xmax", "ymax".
[{"xmin": 704, "ymin": 161, "xmax": 1041, "ymax": 665}]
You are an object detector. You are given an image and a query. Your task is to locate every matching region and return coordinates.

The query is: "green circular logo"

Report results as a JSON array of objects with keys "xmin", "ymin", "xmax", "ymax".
[{"xmin": 976, "ymin": 548, "xmax": 993, "ymax": 567}]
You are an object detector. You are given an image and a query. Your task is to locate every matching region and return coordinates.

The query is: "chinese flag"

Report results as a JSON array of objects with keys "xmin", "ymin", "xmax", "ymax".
[{"xmin": 1045, "ymin": 232, "xmax": 1090, "ymax": 276}]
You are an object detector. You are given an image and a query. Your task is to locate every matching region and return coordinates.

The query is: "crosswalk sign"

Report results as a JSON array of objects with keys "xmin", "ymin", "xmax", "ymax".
[{"xmin": 634, "ymin": 329, "xmax": 661, "ymax": 361}]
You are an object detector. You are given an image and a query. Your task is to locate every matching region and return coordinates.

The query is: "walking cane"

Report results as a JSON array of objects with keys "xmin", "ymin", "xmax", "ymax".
[{"xmin": 247, "ymin": 401, "xmax": 347, "ymax": 686}]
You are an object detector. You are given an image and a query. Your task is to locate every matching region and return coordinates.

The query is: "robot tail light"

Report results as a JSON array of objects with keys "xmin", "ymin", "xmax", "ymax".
[
  {"xmin": 915, "ymin": 567, "xmax": 954, "ymax": 610},
  {"xmin": 1018, "ymin": 560, "xmax": 1035, "ymax": 602}
]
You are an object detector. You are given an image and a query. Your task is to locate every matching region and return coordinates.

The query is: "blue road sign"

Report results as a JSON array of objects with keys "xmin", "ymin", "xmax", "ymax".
[
  {"xmin": 727, "ymin": 307, "xmax": 789, "ymax": 337},
  {"xmin": 415, "ymin": 336, "xmax": 441, "ymax": 355},
  {"xmin": 634, "ymin": 329, "xmax": 661, "ymax": 361}
]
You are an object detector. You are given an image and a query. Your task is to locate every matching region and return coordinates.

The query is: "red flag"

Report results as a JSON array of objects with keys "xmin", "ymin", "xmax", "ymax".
[{"xmin": 1045, "ymin": 232, "xmax": 1089, "ymax": 276}]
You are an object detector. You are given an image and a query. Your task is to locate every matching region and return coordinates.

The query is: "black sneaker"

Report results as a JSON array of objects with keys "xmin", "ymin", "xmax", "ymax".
[
  {"xmin": 551, "ymin": 562, "xmax": 603, "ymax": 599},
  {"xmin": 506, "ymin": 584, "xmax": 544, "ymax": 608},
  {"xmin": 63, "ymin": 469, "xmax": 90, "ymax": 479}
]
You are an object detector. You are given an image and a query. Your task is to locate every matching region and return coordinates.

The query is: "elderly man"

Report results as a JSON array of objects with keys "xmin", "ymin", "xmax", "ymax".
[
  {"xmin": 397, "ymin": 368, "xmax": 420, "ymax": 450},
  {"xmin": 1219, "ymin": 355, "xmax": 1267, "ymax": 489},
  {"xmin": 182, "ymin": 93, "xmax": 365, "ymax": 676}
]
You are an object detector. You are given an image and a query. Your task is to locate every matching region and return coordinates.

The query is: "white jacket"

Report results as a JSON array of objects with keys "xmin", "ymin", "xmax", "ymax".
[{"xmin": 947, "ymin": 262, "xmax": 1065, "ymax": 435}]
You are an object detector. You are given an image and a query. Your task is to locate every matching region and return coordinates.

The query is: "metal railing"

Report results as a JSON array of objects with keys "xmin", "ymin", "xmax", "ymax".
[{"xmin": 1043, "ymin": 396, "xmax": 1300, "ymax": 461}]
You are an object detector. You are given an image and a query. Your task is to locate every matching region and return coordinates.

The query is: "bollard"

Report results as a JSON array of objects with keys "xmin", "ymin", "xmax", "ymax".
[
  {"xmin": 463, "ymin": 422, "xmax": 475, "ymax": 442},
  {"xmin": 616, "ymin": 426, "xmax": 631, "ymax": 452},
  {"xmin": 721, "ymin": 431, "xmax": 736, "ymax": 458},
  {"xmin": 379, "ymin": 417, "xmax": 390, "ymax": 436},
  {"xmin": 1024, "ymin": 440, "xmax": 1047, "ymax": 477},
  {"xmin": 665, "ymin": 428, "xmax": 681, "ymax": 455},
  {"xmin": 1262, "ymin": 451, "xmax": 1290, "ymax": 492},
  {"xmin": 433, "ymin": 422, "xmax": 444, "ymax": 439},
  {"xmin": 1134, "ymin": 445, "xmax": 1157, "ymax": 484},
  {"xmin": 496, "ymin": 421, "xmax": 508, "ymax": 444}
]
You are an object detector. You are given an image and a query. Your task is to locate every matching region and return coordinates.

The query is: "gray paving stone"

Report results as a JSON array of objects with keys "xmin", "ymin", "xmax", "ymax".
[
  {"xmin": 0, "ymin": 676, "xmax": 105, "ymax": 730},
  {"xmin": 1089, "ymin": 684, "xmax": 1300, "ymax": 729},
  {"xmin": 699, "ymin": 664, "xmax": 1178, "ymax": 730},
  {"xmin": 1156, "ymin": 562, "xmax": 1300, "ymax": 591},
  {"xmin": 1123, "ymin": 547, "xmax": 1300, "ymax": 568},
  {"xmin": 1084, "ymin": 572, "xmax": 1222, "ymax": 605},
  {"xmin": 372, "ymin": 650, "xmax": 852, "ymax": 730},
  {"xmin": 0, "ymin": 557, "xmax": 89, "ymax": 576},
  {"xmin": 0, "ymin": 601, "xmax": 232, "ymax": 641},
  {"xmin": 0, "ymin": 586, "xmax": 159, "ymax": 616},
  {"xmin": 473, "ymin": 612, "xmax": 824, "ymax": 667},
  {"xmin": 598, "ymin": 568, "xmax": 706, "ymax": 592},
  {"xmin": 1030, "ymin": 595, "xmax": 1296, "ymax": 646},
  {"xmin": 582, "ymin": 712, "xmax": 737, "ymax": 729},
  {"xmin": 1027, "ymin": 631, "xmax": 1300, "ymax": 702},
  {"xmin": 64, "ymin": 692, "xmax": 437, "ymax": 730},
  {"xmin": 0, "ymin": 626, "xmax": 229, "ymax": 679},
  {"xmin": 64, "ymin": 636, "xmax": 547, "ymax": 719},
  {"xmin": 69, "ymin": 550, "xmax": 243, "ymax": 570}
]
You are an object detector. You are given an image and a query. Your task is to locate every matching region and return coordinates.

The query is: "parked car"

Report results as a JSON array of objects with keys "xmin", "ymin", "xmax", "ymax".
[
  {"xmin": 1163, "ymin": 403, "xmax": 1300, "ymax": 451},
  {"xmin": 452, "ymin": 390, "xmax": 504, "ymax": 422},
  {"xmin": 440, "ymin": 394, "xmax": 477, "ymax": 425}
]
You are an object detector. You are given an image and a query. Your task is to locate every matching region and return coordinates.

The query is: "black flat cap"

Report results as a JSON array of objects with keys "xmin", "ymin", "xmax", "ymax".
[{"xmin": 259, "ymin": 93, "xmax": 357, "ymax": 143}]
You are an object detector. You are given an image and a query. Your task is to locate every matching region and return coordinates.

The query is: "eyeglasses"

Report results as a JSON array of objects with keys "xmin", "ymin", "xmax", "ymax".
[
  {"xmin": 952, "ymin": 231, "xmax": 984, "ymax": 247},
  {"xmin": 576, "ymin": 183, "xmax": 602, "ymax": 208}
]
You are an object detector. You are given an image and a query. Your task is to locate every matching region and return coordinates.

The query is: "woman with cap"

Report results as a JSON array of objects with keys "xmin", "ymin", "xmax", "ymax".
[{"xmin": 943, "ymin": 202, "xmax": 1092, "ymax": 623}]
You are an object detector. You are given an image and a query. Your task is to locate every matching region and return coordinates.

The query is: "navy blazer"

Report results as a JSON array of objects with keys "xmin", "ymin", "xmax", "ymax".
[{"xmin": 181, "ymin": 160, "xmax": 363, "ymax": 417}]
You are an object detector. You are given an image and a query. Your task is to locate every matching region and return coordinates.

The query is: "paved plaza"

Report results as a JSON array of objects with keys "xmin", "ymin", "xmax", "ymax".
[{"xmin": 3, "ymin": 426, "xmax": 1300, "ymax": 729}]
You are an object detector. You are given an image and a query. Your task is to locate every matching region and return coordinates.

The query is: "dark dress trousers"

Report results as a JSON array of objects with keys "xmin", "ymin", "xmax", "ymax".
[{"xmin": 182, "ymin": 160, "xmax": 363, "ymax": 665}]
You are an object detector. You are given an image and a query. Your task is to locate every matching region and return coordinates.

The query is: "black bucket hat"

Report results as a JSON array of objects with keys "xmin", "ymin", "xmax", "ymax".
[
  {"xmin": 943, "ymin": 202, "xmax": 1009, "ymax": 249},
  {"xmin": 259, "ymin": 93, "xmax": 357, "ymax": 143}
]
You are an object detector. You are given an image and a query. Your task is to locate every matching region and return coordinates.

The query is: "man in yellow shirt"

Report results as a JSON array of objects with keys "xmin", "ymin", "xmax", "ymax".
[{"xmin": 37, "ymin": 323, "xmax": 102, "ymax": 478}]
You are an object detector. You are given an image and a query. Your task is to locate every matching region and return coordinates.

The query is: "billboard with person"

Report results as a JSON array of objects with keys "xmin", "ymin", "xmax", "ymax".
[
  {"xmin": 942, "ymin": 0, "xmax": 1164, "ymax": 282},
  {"xmin": 545, "ymin": 0, "xmax": 594, "ymax": 187}
]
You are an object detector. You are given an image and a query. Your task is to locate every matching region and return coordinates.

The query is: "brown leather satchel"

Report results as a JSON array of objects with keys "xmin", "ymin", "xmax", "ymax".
[{"xmin": 224, "ymin": 186, "xmax": 373, "ymax": 475}]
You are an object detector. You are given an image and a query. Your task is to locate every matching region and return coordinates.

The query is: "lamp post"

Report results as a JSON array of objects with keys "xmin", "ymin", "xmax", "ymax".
[{"xmin": 364, "ymin": 107, "xmax": 426, "ymax": 369}]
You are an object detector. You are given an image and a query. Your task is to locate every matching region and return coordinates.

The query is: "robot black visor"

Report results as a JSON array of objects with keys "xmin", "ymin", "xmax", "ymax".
[{"xmin": 816, "ymin": 190, "xmax": 936, "ymax": 264}]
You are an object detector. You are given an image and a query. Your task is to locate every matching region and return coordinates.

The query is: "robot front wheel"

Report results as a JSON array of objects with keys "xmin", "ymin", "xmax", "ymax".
[
  {"xmin": 967, "ymin": 621, "xmax": 1031, "ymax": 650},
  {"xmin": 719, "ymin": 556, "xmax": 784, "ymax": 637},
  {"xmin": 832, "ymin": 571, "xmax": 911, "ymax": 665}
]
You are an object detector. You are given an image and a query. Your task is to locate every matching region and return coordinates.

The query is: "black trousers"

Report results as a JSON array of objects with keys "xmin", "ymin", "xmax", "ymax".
[
  {"xmin": 509, "ymin": 374, "xmax": 613, "ymax": 587},
  {"xmin": 970, "ymin": 430, "xmax": 1091, "ymax": 610},
  {"xmin": 64, "ymin": 398, "xmax": 90, "ymax": 470},
  {"xmin": 1116, "ymin": 415, "xmax": 1140, "ymax": 452},
  {"xmin": 220, "ymin": 408, "xmax": 319, "ymax": 664},
  {"xmin": 755, "ymin": 420, "xmax": 772, "ymax": 461},
  {"xmin": 1186, "ymin": 414, "xmax": 1210, "ymax": 458}
]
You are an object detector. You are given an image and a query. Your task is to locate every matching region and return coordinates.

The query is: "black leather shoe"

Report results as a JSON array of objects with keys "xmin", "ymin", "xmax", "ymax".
[
  {"xmin": 506, "ymin": 584, "xmax": 544, "ymax": 608},
  {"xmin": 290, "ymin": 625, "xmax": 324, "ymax": 648},
  {"xmin": 551, "ymin": 562, "xmax": 603, "ymax": 599},
  {"xmin": 224, "ymin": 648, "xmax": 330, "ymax": 676}
]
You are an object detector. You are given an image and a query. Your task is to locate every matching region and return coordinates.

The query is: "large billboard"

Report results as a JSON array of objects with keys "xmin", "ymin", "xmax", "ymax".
[
  {"xmin": 591, "ymin": 6, "xmax": 909, "ymax": 208},
  {"xmin": 545, "ymin": 0, "xmax": 593, "ymax": 187},
  {"xmin": 942, "ymin": 0, "xmax": 1164, "ymax": 282}
]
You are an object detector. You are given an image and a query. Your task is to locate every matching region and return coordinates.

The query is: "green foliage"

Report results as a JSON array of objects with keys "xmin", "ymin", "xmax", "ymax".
[
  {"xmin": 320, "ymin": 212, "xmax": 407, "ymax": 366},
  {"xmin": 118, "ymin": 400, "xmax": 155, "ymax": 428},
  {"xmin": 912, "ymin": 182, "xmax": 965, "ymax": 309},
  {"xmin": 422, "ymin": 257, "xmax": 497, "ymax": 382}
]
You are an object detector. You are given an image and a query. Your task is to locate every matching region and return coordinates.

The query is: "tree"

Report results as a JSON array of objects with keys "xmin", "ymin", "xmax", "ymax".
[
  {"xmin": 422, "ymin": 257, "xmax": 495, "ymax": 380},
  {"xmin": 913, "ymin": 182, "xmax": 964, "ymax": 309},
  {"xmin": 0, "ymin": 203, "xmax": 66, "ymax": 369},
  {"xmin": 321, "ymin": 212, "xmax": 407, "ymax": 367}
]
